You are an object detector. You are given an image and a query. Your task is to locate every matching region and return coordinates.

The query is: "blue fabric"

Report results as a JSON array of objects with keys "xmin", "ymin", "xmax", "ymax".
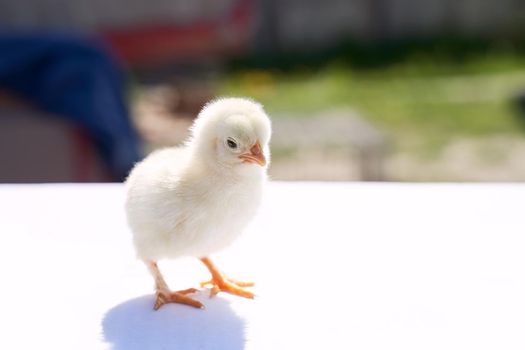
[{"xmin": 0, "ymin": 33, "xmax": 141, "ymax": 180}]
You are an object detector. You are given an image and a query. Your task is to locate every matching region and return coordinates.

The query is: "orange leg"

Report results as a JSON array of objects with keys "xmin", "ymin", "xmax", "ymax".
[
  {"xmin": 199, "ymin": 257, "xmax": 255, "ymax": 299},
  {"xmin": 144, "ymin": 260, "xmax": 203, "ymax": 310}
]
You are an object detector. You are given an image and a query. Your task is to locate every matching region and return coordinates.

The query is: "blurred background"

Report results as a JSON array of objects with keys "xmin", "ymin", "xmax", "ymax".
[{"xmin": 1, "ymin": 0, "xmax": 525, "ymax": 182}]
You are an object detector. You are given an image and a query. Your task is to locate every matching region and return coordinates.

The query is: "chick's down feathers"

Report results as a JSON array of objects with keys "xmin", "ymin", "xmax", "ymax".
[{"xmin": 125, "ymin": 97, "xmax": 272, "ymax": 261}]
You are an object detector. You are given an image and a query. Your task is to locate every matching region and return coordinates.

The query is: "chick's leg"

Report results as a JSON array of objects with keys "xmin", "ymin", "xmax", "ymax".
[
  {"xmin": 144, "ymin": 260, "xmax": 203, "ymax": 310},
  {"xmin": 199, "ymin": 257, "xmax": 255, "ymax": 299}
]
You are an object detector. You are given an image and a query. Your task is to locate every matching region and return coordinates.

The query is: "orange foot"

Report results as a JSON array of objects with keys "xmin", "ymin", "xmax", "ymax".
[
  {"xmin": 200, "ymin": 276, "xmax": 255, "ymax": 298},
  {"xmin": 154, "ymin": 288, "xmax": 204, "ymax": 310},
  {"xmin": 199, "ymin": 257, "xmax": 255, "ymax": 299}
]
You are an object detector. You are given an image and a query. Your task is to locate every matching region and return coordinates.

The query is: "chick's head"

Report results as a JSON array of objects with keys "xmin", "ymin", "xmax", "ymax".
[{"xmin": 190, "ymin": 97, "xmax": 272, "ymax": 171}]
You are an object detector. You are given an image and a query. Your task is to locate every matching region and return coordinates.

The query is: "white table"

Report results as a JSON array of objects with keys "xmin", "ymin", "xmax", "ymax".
[{"xmin": 0, "ymin": 182, "xmax": 524, "ymax": 349}]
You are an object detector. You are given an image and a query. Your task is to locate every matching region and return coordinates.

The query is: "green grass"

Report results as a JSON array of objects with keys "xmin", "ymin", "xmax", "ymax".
[{"xmin": 218, "ymin": 51, "xmax": 525, "ymax": 156}]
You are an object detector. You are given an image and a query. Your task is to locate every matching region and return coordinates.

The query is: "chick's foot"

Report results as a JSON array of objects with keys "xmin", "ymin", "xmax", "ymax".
[
  {"xmin": 199, "ymin": 257, "xmax": 255, "ymax": 298},
  {"xmin": 154, "ymin": 288, "xmax": 203, "ymax": 310},
  {"xmin": 200, "ymin": 277, "xmax": 255, "ymax": 298}
]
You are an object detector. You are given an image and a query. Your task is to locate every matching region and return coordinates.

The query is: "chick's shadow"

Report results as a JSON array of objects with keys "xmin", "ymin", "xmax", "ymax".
[{"xmin": 103, "ymin": 292, "xmax": 246, "ymax": 350}]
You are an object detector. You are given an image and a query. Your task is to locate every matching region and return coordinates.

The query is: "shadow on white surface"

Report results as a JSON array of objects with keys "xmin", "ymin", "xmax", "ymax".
[{"xmin": 103, "ymin": 293, "xmax": 246, "ymax": 350}]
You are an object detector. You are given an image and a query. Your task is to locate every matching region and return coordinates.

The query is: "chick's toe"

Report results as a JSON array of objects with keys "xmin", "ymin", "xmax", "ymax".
[{"xmin": 154, "ymin": 290, "xmax": 204, "ymax": 310}]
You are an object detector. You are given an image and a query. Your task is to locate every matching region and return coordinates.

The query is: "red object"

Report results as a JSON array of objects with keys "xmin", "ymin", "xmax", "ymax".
[{"xmin": 100, "ymin": 0, "xmax": 253, "ymax": 68}]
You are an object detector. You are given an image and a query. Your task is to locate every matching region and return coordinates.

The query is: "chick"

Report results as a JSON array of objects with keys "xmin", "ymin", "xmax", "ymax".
[{"xmin": 125, "ymin": 97, "xmax": 271, "ymax": 310}]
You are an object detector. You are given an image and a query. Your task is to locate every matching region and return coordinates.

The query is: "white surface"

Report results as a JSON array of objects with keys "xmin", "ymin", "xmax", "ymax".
[{"xmin": 0, "ymin": 182, "xmax": 524, "ymax": 349}]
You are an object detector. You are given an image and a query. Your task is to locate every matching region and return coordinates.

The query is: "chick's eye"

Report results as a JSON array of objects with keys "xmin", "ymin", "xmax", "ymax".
[{"xmin": 226, "ymin": 138, "xmax": 238, "ymax": 149}]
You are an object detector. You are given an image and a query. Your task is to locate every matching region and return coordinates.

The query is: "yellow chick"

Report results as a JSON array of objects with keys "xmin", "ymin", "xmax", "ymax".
[{"xmin": 125, "ymin": 97, "xmax": 271, "ymax": 309}]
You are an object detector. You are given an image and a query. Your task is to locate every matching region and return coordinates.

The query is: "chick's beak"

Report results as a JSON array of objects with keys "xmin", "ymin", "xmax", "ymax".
[{"xmin": 239, "ymin": 142, "xmax": 266, "ymax": 166}]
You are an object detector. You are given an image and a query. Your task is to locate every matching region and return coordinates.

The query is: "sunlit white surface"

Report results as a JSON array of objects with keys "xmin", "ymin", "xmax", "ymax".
[{"xmin": 0, "ymin": 182, "xmax": 524, "ymax": 349}]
